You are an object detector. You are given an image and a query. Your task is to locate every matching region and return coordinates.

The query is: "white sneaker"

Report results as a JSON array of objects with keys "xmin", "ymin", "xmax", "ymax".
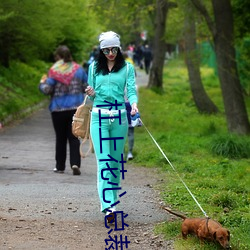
[
  {"xmin": 127, "ymin": 152, "xmax": 133, "ymax": 160},
  {"xmin": 53, "ymin": 168, "xmax": 64, "ymax": 173}
]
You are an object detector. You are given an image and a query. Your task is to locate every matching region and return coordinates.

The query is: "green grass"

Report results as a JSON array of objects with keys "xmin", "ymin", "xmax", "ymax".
[
  {"xmin": 0, "ymin": 60, "xmax": 50, "ymax": 123},
  {"xmin": 129, "ymin": 58, "xmax": 250, "ymax": 250}
]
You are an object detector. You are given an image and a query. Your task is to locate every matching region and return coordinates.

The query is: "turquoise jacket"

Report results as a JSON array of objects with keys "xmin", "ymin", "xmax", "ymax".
[{"xmin": 87, "ymin": 62, "xmax": 138, "ymax": 110}]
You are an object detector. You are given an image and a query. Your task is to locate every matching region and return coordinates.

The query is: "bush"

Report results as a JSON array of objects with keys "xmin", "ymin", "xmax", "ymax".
[
  {"xmin": 210, "ymin": 134, "xmax": 250, "ymax": 159},
  {"xmin": 0, "ymin": 60, "xmax": 49, "ymax": 123},
  {"xmin": 210, "ymin": 191, "xmax": 237, "ymax": 209}
]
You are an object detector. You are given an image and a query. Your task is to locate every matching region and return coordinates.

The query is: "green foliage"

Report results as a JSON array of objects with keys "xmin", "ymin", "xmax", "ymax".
[
  {"xmin": 232, "ymin": 0, "xmax": 250, "ymax": 39},
  {"xmin": 210, "ymin": 134, "xmax": 250, "ymax": 159},
  {"xmin": 164, "ymin": 0, "xmax": 213, "ymax": 45},
  {"xmin": 130, "ymin": 58, "xmax": 250, "ymax": 249},
  {"xmin": 92, "ymin": 0, "xmax": 156, "ymax": 45},
  {"xmin": 154, "ymin": 221, "xmax": 181, "ymax": 240},
  {"xmin": 0, "ymin": 0, "xmax": 100, "ymax": 66},
  {"xmin": 210, "ymin": 191, "xmax": 238, "ymax": 209},
  {"xmin": 165, "ymin": 3, "xmax": 184, "ymax": 44},
  {"xmin": 236, "ymin": 37, "xmax": 250, "ymax": 95},
  {"xmin": 0, "ymin": 60, "xmax": 49, "ymax": 122}
]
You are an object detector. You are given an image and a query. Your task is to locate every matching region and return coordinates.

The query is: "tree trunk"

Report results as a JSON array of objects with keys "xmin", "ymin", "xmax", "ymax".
[
  {"xmin": 147, "ymin": 0, "xmax": 169, "ymax": 90},
  {"xmin": 212, "ymin": 0, "xmax": 250, "ymax": 134},
  {"xmin": 191, "ymin": 0, "xmax": 250, "ymax": 134},
  {"xmin": 184, "ymin": 4, "xmax": 218, "ymax": 114}
]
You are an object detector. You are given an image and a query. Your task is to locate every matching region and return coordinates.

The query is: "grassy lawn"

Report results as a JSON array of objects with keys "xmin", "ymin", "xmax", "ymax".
[{"xmin": 130, "ymin": 58, "xmax": 250, "ymax": 250}]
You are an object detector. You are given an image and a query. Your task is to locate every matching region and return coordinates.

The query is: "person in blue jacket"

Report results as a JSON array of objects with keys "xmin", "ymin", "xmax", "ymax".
[
  {"xmin": 85, "ymin": 31, "xmax": 138, "ymax": 223},
  {"xmin": 39, "ymin": 45, "xmax": 88, "ymax": 175}
]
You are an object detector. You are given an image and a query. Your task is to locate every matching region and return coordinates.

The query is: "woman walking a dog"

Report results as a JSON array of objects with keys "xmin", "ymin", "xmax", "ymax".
[{"xmin": 85, "ymin": 31, "xmax": 138, "ymax": 223}]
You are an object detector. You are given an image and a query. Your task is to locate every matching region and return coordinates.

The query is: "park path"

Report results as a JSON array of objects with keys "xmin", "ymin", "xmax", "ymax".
[{"xmin": 0, "ymin": 69, "xmax": 173, "ymax": 250}]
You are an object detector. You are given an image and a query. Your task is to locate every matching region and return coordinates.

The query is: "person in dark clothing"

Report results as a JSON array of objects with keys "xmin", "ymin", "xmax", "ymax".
[
  {"xmin": 133, "ymin": 45, "xmax": 144, "ymax": 69},
  {"xmin": 143, "ymin": 44, "xmax": 152, "ymax": 74},
  {"xmin": 39, "ymin": 45, "xmax": 88, "ymax": 175}
]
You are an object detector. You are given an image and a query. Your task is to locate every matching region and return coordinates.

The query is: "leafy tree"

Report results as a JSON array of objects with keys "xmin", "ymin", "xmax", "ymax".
[
  {"xmin": 190, "ymin": 0, "xmax": 250, "ymax": 134},
  {"xmin": 0, "ymin": 0, "xmax": 99, "ymax": 67},
  {"xmin": 148, "ymin": 0, "xmax": 177, "ymax": 89},
  {"xmin": 232, "ymin": 0, "xmax": 250, "ymax": 40},
  {"xmin": 91, "ymin": 0, "xmax": 155, "ymax": 47},
  {"xmin": 232, "ymin": 0, "xmax": 250, "ymax": 95},
  {"xmin": 0, "ymin": 0, "xmax": 57, "ymax": 66},
  {"xmin": 164, "ymin": 1, "xmax": 184, "ymax": 44},
  {"xmin": 183, "ymin": 1, "xmax": 218, "ymax": 114}
]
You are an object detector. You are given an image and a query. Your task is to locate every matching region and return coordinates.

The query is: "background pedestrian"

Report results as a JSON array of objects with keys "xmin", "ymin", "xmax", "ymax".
[
  {"xmin": 143, "ymin": 44, "xmax": 153, "ymax": 74},
  {"xmin": 39, "ymin": 45, "xmax": 88, "ymax": 175}
]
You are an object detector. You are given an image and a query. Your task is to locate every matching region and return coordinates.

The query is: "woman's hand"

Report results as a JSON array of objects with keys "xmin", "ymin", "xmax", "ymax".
[
  {"xmin": 131, "ymin": 103, "xmax": 138, "ymax": 116},
  {"xmin": 40, "ymin": 74, "xmax": 47, "ymax": 83},
  {"xmin": 85, "ymin": 86, "xmax": 95, "ymax": 97}
]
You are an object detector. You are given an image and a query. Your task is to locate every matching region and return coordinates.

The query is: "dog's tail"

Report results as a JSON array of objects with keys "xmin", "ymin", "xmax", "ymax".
[{"xmin": 161, "ymin": 206, "xmax": 187, "ymax": 220}]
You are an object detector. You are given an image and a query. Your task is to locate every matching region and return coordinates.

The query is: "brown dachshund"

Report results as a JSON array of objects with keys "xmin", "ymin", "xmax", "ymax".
[{"xmin": 162, "ymin": 207, "xmax": 231, "ymax": 249}]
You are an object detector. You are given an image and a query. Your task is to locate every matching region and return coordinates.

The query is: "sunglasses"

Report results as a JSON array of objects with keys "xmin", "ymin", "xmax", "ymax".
[{"xmin": 102, "ymin": 47, "xmax": 119, "ymax": 55}]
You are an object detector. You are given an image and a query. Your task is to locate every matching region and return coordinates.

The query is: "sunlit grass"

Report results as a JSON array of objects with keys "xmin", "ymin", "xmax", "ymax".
[{"xmin": 130, "ymin": 58, "xmax": 250, "ymax": 250}]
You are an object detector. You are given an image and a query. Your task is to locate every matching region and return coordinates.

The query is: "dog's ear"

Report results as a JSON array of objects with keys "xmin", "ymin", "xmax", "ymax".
[
  {"xmin": 227, "ymin": 230, "xmax": 230, "ymax": 240},
  {"xmin": 213, "ymin": 231, "xmax": 217, "ymax": 240}
]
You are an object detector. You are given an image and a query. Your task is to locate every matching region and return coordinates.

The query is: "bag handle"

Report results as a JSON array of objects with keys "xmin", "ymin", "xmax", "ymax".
[
  {"xmin": 79, "ymin": 115, "xmax": 93, "ymax": 158},
  {"xmin": 79, "ymin": 137, "xmax": 93, "ymax": 158},
  {"xmin": 83, "ymin": 94, "xmax": 88, "ymax": 105},
  {"xmin": 79, "ymin": 95, "xmax": 93, "ymax": 158}
]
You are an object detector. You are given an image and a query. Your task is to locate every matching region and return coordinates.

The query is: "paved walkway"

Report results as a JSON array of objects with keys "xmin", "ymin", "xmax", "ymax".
[
  {"xmin": 0, "ymin": 70, "xmax": 172, "ymax": 249},
  {"xmin": 135, "ymin": 68, "xmax": 149, "ymax": 88}
]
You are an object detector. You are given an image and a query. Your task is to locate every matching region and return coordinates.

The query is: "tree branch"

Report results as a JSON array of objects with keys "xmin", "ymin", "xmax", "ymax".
[
  {"xmin": 190, "ymin": 0, "xmax": 216, "ymax": 37},
  {"xmin": 167, "ymin": 1, "xmax": 178, "ymax": 9}
]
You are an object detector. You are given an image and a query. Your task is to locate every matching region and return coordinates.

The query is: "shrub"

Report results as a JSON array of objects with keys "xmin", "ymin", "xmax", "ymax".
[
  {"xmin": 210, "ymin": 135, "xmax": 250, "ymax": 159},
  {"xmin": 210, "ymin": 191, "xmax": 237, "ymax": 209}
]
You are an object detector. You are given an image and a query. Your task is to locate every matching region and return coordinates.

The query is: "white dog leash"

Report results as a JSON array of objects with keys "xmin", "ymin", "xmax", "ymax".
[{"xmin": 139, "ymin": 118, "xmax": 209, "ymax": 218}]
